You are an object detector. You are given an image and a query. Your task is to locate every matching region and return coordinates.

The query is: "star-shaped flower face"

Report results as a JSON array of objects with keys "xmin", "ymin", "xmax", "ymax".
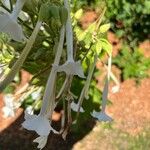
[
  {"xmin": 71, "ymin": 101, "xmax": 85, "ymax": 113},
  {"xmin": 33, "ymin": 136, "xmax": 48, "ymax": 150},
  {"xmin": 0, "ymin": 13, "xmax": 26, "ymax": 42},
  {"xmin": 22, "ymin": 111, "xmax": 58, "ymax": 136},
  {"xmin": 2, "ymin": 94, "xmax": 15, "ymax": 118},
  {"xmin": 57, "ymin": 60, "xmax": 85, "ymax": 78},
  {"xmin": 91, "ymin": 110, "xmax": 113, "ymax": 122}
]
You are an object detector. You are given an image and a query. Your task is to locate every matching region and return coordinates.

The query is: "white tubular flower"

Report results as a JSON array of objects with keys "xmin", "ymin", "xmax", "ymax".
[
  {"xmin": 31, "ymin": 87, "xmax": 42, "ymax": 100},
  {"xmin": 2, "ymin": 94, "xmax": 15, "ymax": 118},
  {"xmin": 91, "ymin": 55, "xmax": 113, "ymax": 122},
  {"xmin": 111, "ymin": 85, "xmax": 120, "ymax": 93},
  {"xmin": 0, "ymin": 20, "xmax": 42, "ymax": 92},
  {"xmin": 22, "ymin": 26, "xmax": 65, "ymax": 149},
  {"xmin": 0, "ymin": 0, "xmax": 27, "ymax": 42},
  {"xmin": 33, "ymin": 136, "xmax": 48, "ymax": 150},
  {"xmin": 1, "ymin": 0, "xmax": 11, "ymax": 10},
  {"xmin": 25, "ymin": 106, "xmax": 34, "ymax": 115},
  {"xmin": 57, "ymin": 0, "xmax": 85, "ymax": 78},
  {"xmin": 22, "ymin": 111, "xmax": 58, "ymax": 136},
  {"xmin": 91, "ymin": 110, "xmax": 113, "ymax": 122},
  {"xmin": 57, "ymin": 60, "xmax": 85, "ymax": 78},
  {"xmin": 71, "ymin": 101, "xmax": 84, "ymax": 113}
]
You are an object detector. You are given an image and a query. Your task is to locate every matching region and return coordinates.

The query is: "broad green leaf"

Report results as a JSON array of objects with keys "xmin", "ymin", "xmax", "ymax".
[
  {"xmin": 100, "ymin": 38, "xmax": 112, "ymax": 55},
  {"xmin": 99, "ymin": 23, "xmax": 111, "ymax": 33},
  {"xmin": 95, "ymin": 41, "xmax": 102, "ymax": 55},
  {"xmin": 74, "ymin": 9, "xmax": 83, "ymax": 20}
]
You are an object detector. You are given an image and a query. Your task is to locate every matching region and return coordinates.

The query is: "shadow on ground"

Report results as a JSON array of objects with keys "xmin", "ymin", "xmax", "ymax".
[{"xmin": 0, "ymin": 112, "xmax": 96, "ymax": 150}]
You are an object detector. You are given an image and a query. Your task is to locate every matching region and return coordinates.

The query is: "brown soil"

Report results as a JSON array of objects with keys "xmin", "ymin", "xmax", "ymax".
[
  {"xmin": 108, "ymin": 78, "xmax": 150, "ymax": 135},
  {"xmin": 80, "ymin": 11, "xmax": 98, "ymax": 29}
]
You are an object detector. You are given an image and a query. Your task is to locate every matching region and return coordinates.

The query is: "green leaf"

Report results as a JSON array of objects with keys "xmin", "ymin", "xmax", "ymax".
[
  {"xmin": 100, "ymin": 38, "xmax": 112, "ymax": 55},
  {"xmin": 99, "ymin": 23, "xmax": 111, "ymax": 33},
  {"xmin": 95, "ymin": 41, "xmax": 102, "ymax": 54},
  {"xmin": 74, "ymin": 9, "xmax": 83, "ymax": 20}
]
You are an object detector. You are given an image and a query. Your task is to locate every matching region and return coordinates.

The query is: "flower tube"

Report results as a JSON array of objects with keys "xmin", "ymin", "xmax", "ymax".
[
  {"xmin": 91, "ymin": 55, "xmax": 113, "ymax": 122},
  {"xmin": 22, "ymin": 25, "xmax": 65, "ymax": 141},
  {"xmin": 57, "ymin": 0, "xmax": 85, "ymax": 78},
  {"xmin": 0, "ymin": 20, "xmax": 42, "ymax": 92},
  {"xmin": 0, "ymin": 0, "xmax": 27, "ymax": 42},
  {"xmin": 72, "ymin": 54, "xmax": 98, "ymax": 122}
]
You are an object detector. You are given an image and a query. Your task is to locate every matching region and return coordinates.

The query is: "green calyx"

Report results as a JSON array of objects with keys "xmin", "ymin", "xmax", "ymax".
[
  {"xmin": 59, "ymin": 6, "xmax": 68, "ymax": 25},
  {"xmin": 39, "ymin": 3, "xmax": 66, "ymax": 27},
  {"xmin": 39, "ymin": 3, "xmax": 51, "ymax": 21}
]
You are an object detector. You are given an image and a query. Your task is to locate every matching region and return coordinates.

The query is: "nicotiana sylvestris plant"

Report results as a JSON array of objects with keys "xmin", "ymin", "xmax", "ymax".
[
  {"xmin": 0, "ymin": 0, "xmax": 27, "ymax": 42},
  {"xmin": 0, "ymin": 0, "xmax": 117, "ymax": 149}
]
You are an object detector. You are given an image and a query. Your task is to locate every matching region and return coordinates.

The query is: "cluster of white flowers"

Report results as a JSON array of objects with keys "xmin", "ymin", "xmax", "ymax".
[
  {"xmin": 0, "ymin": 0, "xmax": 120, "ymax": 149},
  {"xmin": 2, "ymin": 94, "xmax": 20, "ymax": 118}
]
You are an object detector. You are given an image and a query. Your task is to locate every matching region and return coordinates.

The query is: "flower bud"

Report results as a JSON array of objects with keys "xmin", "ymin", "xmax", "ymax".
[
  {"xmin": 49, "ymin": 5, "xmax": 60, "ymax": 20},
  {"xmin": 59, "ymin": 6, "xmax": 68, "ymax": 25},
  {"xmin": 39, "ymin": 3, "xmax": 51, "ymax": 22}
]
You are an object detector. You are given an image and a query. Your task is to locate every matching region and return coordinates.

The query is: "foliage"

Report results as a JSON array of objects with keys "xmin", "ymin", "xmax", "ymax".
[
  {"xmin": 113, "ymin": 46, "xmax": 150, "ymax": 81},
  {"xmin": 105, "ymin": 0, "xmax": 150, "ymax": 43},
  {"xmin": 0, "ymin": 0, "xmax": 112, "ymax": 118}
]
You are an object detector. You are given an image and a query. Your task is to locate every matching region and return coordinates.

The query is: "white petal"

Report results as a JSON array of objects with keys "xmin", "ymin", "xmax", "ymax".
[
  {"xmin": 31, "ymin": 88, "xmax": 42, "ymax": 100},
  {"xmin": 111, "ymin": 85, "xmax": 120, "ymax": 93},
  {"xmin": 2, "ymin": 106, "xmax": 15, "ymax": 118},
  {"xmin": 24, "ymin": 109, "xmax": 36, "ymax": 120},
  {"xmin": 57, "ymin": 61, "xmax": 85, "ymax": 78},
  {"xmin": 71, "ymin": 101, "xmax": 85, "ymax": 113},
  {"xmin": 1, "ymin": 0, "xmax": 11, "ymax": 9},
  {"xmin": 3, "ymin": 94, "xmax": 14, "ymax": 107},
  {"xmin": 22, "ymin": 114, "xmax": 51, "ymax": 136},
  {"xmin": 25, "ymin": 106, "xmax": 34, "ymax": 115},
  {"xmin": 0, "ymin": 13, "xmax": 25, "ymax": 42},
  {"xmin": 22, "ymin": 113, "xmax": 58, "ymax": 136},
  {"xmin": 33, "ymin": 136, "xmax": 48, "ymax": 150},
  {"xmin": 91, "ymin": 111, "xmax": 113, "ymax": 122}
]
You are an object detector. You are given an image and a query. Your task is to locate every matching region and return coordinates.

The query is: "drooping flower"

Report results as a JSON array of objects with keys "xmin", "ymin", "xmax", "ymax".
[
  {"xmin": 72, "ymin": 54, "xmax": 98, "ymax": 121},
  {"xmin": 91, "ymin": 55, "xmax": 113, "ymax": 122},
  {"xmin": 104, "ymin": 63, "xmax": 120, "ymax": 93},
  {"xmin": 25, "ymin": 106, "xmax": 34, "ymax": 115},
  {"xmin": 2, "ymin": 94, "xmax": 20, "ymax": 118},
  {"xmin": 22, "ymin": 25, "xmax": 65, "ymax": 149},
  {"xmin": 57, "ymin": 0, "xmax": 85, "ymax": 78},
  {"xmin": 57, "ymin": 60, "xmax": 85, "ymax": 78},
  {"xmin": 0, "ymin": 20, "xmax": 42, "ymax": 92},
  {"xmin": 91, "ymin": 110, "xmax": 113, "ymax": 122},
  {"xmin": 33, "ymin": 136, "xmax": 48, "ymax": 150},
  {"xmin": 22, "ymin": 111, "xmax": 58, "ymax": 136},
  {"xmin": 31, "ymin": 87, "xmax": 42, "ymax": 100},
  {"xmin": 0, "ymin": 0, "xmax": 27, "ymax": 42}
]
